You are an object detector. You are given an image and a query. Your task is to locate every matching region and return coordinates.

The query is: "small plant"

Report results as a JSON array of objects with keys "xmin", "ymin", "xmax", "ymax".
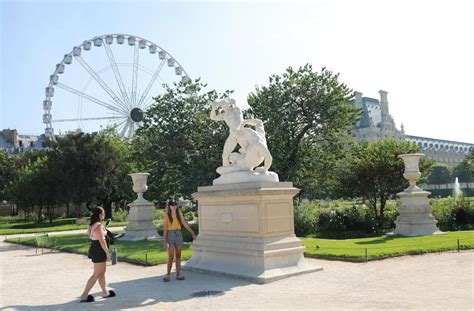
[
  {"xmin": 75, "ymin": 218, "xmax": 88, "ymax": 225},
  {"xmin": 112, "ymin": 208, "xmax": 129, "ymax": 222}
]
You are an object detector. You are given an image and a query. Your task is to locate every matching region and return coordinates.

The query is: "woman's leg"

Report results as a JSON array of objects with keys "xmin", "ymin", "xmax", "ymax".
[
  {"xmin": 80, "ymin": 262, "xmax": 102, "ymax": 299},
  {"xmin": 175, "ymin": 246, "xmax": 182, "ymax": 278},
  {"xmin": 96, "ymin": 262, "xmax": 109, "ymax": 296},
  {"xmin": 166, "ymin": 245, "xmax": 175, "ymax": 277}
]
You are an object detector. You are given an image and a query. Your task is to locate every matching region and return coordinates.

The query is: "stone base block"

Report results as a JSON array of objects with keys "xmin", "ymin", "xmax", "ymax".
[
  {"xmin": 123, "ymin": 200, "xmax": 161, "ymax": 241},
  {"xmin": 184, "ymin": 234, "xmax": 321, "ymax": 283},
  {"xmin": 184, "ymin": 182, "xmax": 322, "ymax": 283},
  {"xmin": 394, "ymin": 190, "xmax": 442, "ymax": 236},
  {"xmin": 394, "ymin": 217, "xmax": 442, "ymax": 236}
]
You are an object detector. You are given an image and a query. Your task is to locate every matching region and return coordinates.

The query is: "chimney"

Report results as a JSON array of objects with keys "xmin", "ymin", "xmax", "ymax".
[
  {"xmin": 354, "ymin": 91, "xmax": 363, "ymax": 109},
  {"xmin": 379, "ymin": 90, "xmax": 389, "ymax": 119}
]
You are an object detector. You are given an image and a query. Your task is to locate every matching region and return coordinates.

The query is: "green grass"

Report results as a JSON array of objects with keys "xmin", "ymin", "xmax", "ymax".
[
  {"xmin": 302, "ymin": 230, "xmax": 474, "ymax": 261},
  {"xmin": 6, "ymin": 230, "xmax": 474, "ymax": 264},
  {"xmin": 5, "ymin": 232, "xmax": 191, "ymax": 265},
  {"xmin": 0, "ymin": 218, "xmax": 128, "ymax": 235}
]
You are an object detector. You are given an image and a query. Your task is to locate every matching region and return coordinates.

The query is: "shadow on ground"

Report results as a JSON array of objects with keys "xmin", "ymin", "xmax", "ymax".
[
  {"xmin": 354, "ymin": 234, "xmax": 408, "ymax": 245},
  {"xmin": 1, "ymin": 271, "xmax": 252, "ymax": 310}
]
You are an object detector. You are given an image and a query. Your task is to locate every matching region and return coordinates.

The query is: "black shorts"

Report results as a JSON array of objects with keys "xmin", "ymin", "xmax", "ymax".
[{"xmin": 88, "ymin": 240, "xmax": 107, "ymax": 263}]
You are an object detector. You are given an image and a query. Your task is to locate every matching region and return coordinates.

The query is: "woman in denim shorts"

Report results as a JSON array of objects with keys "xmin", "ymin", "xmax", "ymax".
[{"xmin": 163, "ymin": 200, "xmax": 196, "ymax": 282}]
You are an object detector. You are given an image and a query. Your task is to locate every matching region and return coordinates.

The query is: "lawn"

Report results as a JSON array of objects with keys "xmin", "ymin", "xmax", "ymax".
[
  {"xmin": 0, "ymin": 218, "xmax": 128, "ymax": 235},
  {"xmin": 5, "ymin": 233, "xmax": 191, "ymax": 265},
  {"xmin": 302, "ymin": 230, "xmax": 474, "ymax": 261},
  {"xmin": 6, "ymin": 230, "xmax": 474, "ymax": 264}
]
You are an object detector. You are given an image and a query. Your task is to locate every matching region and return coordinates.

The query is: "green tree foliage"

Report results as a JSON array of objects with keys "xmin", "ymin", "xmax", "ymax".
[
  {"xmin": 90, "ymin": 129, "xmax": 134, "ymax": 219},
  {"xmin": 466, "ymin": 148, "xmax": 474, "ymax": 177},
  {"xmin": 0, "ymin": 151, "xmax": 15, "ymax": 201},
  {"xmin": 426, "ymin": 164, "xmax": 451, "ymax": 184},
  {"xmin": 48, "ymin": 131, "xmax": 133, "ymax": 217},
  {"xmin": 452, "ymin": 152, "xmax": 473, "ymax": 183},
  {"xmin": 247, "ymin": 65, "xmax": 358, "ymax": 198},
  {"xmin": 7, "ymin": 156, "xmax": 57, "ymax": 222},
  {"xmin": 335, "ymin": 139, "xmax": 431, "ymax": 229},
  {"xmin": 133, "ymin": 80, "xmax": 231, "ymax": 203}
]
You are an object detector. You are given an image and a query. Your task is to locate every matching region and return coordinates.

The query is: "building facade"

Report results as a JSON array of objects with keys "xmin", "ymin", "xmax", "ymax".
[
  {"xmin": 0, "ymin": 129, "xmax": 47, "ymax": 154},
  {"xmin": 350, "ymin": 91, "xmax": 473, "ymax": 165}
]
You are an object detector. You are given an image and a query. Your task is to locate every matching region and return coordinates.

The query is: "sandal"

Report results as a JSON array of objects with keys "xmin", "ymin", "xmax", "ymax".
[
  {"xmin": 80, "ymin": 294, "xmax": 94, "ymax": 303},
  {"xmin": 104, "ymin": 290, "xmax": 116, "ymax": 298},
  {"xmin": 176, "ymin": 275, "xmax": 185, "ymax": 281},
  {"xmin": 163, "ymin": 275, "xmax": 170, "ymax": 282}
]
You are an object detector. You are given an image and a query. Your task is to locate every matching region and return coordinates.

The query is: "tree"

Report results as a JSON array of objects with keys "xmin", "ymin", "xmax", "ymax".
[
  {"xmin": 7, "ymin": 155, "xmax": 58, "ymax": 222},
  {"xmin": 426, "ymin": 164, "xmax": 451, "ymax": 184},
  {"xmin": 335, "ymin": 139, "xmax": 431, "ymax": 229},
  {"xmin": 132, "ymin": 80, "xmax": 231, "ymax": 204},
  {"xmin": 48, "ymin": 131, "xmax": 133, "ymax": 218},
  {"xmin": 247, "ymin": 64, "xmax": 358, "ymax": 198},
  {"xmin": 452, "ymin": 157, "xmax": 473, "ymax": 183},
  {"xmin": 92, "ymin": 129, "xmax": 134, "ymax": 219},
  {"xmin": 48, "ymin": 132, "xmax": 99, "ymax": 217},
  {"xmin": 465, "ymin": 148, "xmax": 474, "ymax": 177},
  {"xmin": 0, "ymin": 151, "xmax": 15, "ymax": 202}
]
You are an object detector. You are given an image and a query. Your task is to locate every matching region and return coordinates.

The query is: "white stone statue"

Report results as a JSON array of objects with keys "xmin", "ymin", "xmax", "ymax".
[{"xmin": 210, "ymin": 99, "xmax": 279, "ymax": 185}]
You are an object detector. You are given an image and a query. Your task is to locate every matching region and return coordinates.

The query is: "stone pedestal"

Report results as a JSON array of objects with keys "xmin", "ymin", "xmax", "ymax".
[
  {"xmin": 122, "ymin": 201, "xmax": 161, "ymax": 241},
  {"xmin": 184, "ymin": 182, "xmax": 322, "ymax": 283},
  {"xmin": 394, "ymin": 189, "xmax": 442, "ymax": 236}
]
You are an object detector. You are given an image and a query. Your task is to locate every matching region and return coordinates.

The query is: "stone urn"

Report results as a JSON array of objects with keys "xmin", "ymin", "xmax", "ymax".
[
  {"xmin": 398, "ymin": 153, "xmax": 424, "ymax": 191},
  {"xmin": 129, "ymin": 173, "xmax": 149, "ymax": 203}
]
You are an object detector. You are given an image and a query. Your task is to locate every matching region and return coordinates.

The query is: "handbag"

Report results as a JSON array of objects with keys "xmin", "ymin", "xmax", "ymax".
[{"xmin": 105, "ymin": 229, "xmax": 114, "ymax": 246}]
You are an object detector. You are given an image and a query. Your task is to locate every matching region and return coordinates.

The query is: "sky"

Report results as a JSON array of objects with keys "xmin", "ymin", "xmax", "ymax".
[{"xmin": 1, "ymin": 0, "xmax": 473, "ymax": 143}]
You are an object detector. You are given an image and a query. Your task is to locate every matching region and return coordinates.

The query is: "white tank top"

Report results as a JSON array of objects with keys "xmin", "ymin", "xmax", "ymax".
[{"xmin": 88, "ymin": 222, "xmax": 106, "ymax": 241}]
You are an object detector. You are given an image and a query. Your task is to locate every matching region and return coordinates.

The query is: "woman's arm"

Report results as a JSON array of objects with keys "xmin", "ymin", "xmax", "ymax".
[
  {"xmin": 163, "ymin": 215, "xmax": 169, "ymax": 249},
  {"xmin": 180, "ymin": 211, "xmax": 196, "ymax": 240},
  {"xmin": 95, "ymin": 225, "xmax": 110, "ymax": 258},
  {"xmin": 210, "ymin": 102, "xmax": 225, "ymax": 121}
]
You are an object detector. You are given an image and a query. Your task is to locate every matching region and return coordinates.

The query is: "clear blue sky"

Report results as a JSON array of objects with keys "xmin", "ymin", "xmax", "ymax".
[{"xmin": 1, "ymin": 0, "xmax": 473, "ymax": 143}]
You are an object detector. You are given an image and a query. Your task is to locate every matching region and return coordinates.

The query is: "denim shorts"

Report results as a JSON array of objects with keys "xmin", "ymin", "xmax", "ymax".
[{"xmin": 167, "ymin": 229, "xmax": 183, "ymax": 247}]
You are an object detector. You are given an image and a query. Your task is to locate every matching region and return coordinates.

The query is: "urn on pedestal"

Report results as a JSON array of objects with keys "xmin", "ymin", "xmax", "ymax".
[
  {"xmin": 394, "ymin": 153, "xmax": 441, "ymax": 236},
  {"xmin": 122, "ymin": 173, "xmax": 161, "ymax": 241}
]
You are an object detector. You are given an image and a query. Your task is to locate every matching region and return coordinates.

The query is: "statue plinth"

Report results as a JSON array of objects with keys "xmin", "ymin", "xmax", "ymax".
[
  {"xmin": 394, "ymin": 154, "xmax": 442, "ymax": 236},
  {"xmin": 213, "ymin": 170, "xmax": 279, "ymax": 185},
  {"xmin": 184, "ymin": 182, "xmax": 322, "ymax": 283},
  {"xmin": 122, "ymin": 173, "xmax": 161, "ymax": 241}
]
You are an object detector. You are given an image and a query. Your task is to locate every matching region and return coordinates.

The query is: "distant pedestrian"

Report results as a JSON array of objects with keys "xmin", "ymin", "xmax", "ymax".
[
  {"xmin": 163, "ymin": 200, "xmax": 196, "ymax": 282},
  {"xmin": 80, "ymin": 206, "xmax": 116, "ymax": 302}
]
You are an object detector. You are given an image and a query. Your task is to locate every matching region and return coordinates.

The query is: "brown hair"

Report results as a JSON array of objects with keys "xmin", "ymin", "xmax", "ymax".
[{"xmin": 167, "ymin": 200, "xmax": 183, "ymax": 226}]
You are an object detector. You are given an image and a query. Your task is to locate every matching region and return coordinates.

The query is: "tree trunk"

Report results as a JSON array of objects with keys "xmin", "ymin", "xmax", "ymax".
[
  {"xmin": 48, "ymin": 205, "xmax": 54, "ymax": 224},
  {"xmin": 37, "ymin": 205, "xmax": 43, "ymax": 223},
  {"xmin": 66, "ymin": 202, "xmax": 70, "ymax": 218},
  {"xmin": 379, "ymin": 195, "xmax": 386, "ymax": 230},
  {"xmin": 75, "ymin": 202, "xmax": 81, "ymax": 218},
  {"xmin": 102, "ymin": 200, "xmax": 112, "ymax": 220}
]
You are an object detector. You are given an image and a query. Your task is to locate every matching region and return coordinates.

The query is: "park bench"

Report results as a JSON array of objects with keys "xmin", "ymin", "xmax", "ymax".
[{"xmin": 35, "ymin": 234, "xmax": 56, "ymax": 254}]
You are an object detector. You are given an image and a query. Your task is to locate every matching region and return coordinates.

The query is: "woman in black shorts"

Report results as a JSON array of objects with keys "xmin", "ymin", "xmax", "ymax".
[{"xmin": 80, "ymin": 207, "xmax": 116, "ymax": 302}]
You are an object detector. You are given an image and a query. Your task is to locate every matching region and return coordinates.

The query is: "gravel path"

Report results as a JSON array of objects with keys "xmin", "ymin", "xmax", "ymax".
[{"xmin": 0, "ymin": 235, "xmax": 473, "ymax": 310}]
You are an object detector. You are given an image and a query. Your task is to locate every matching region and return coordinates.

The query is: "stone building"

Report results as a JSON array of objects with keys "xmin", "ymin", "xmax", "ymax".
[
  {"xmin": 0, "ymin": 129, "xmax": 47, "ymax": 154},
  {"xmin": 350, "ymin": 91, "xmax": 473, "ymax": 165}
]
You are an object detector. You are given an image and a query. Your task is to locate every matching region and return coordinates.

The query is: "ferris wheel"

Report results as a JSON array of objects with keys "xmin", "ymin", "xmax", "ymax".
[{"xmin": 43, "ymin": 34, "xmax": 190, "ymax": 139}]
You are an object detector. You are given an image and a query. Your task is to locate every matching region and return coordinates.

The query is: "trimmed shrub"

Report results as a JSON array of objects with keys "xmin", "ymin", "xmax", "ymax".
[{"xmin": 294, "ymin": 201, "xmax": 320, "ymax": 237}]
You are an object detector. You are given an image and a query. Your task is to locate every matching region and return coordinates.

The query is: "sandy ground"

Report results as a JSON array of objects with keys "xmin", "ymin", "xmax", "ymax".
[{"xmin": 0, "ymin": 233, "xmax": 473, "ymax": 311}]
